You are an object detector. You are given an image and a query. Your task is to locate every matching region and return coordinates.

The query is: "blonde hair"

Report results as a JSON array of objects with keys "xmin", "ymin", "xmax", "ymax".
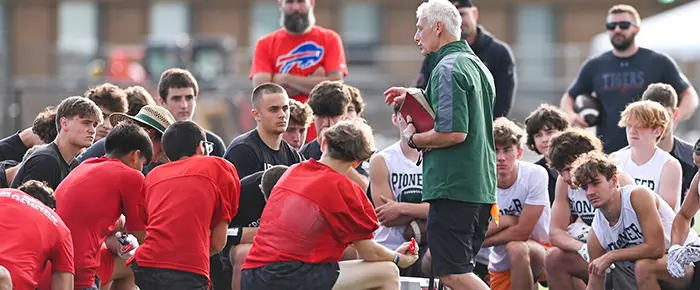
[
  {"xmin": 608, "ymin": 4, "xmax": 642, "ymax": 26},
  {"xmin": 494, "ymin": 117, "xmax": 525, "ymax": 148},
  {"xmin": 618, "ymin": 100, "xmax": 669, "ymax": 141}
]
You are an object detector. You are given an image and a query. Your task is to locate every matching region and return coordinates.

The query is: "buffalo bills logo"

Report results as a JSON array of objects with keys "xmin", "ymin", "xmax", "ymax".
[{"xmin": 276, "ymin": 41, "xmax": 324, "ymax": 74}]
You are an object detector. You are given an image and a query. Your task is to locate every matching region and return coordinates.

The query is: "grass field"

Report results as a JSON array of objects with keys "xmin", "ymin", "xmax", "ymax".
[{"xmin": 537, "ymin": 214, "xmax": 700, "ymax": 289}]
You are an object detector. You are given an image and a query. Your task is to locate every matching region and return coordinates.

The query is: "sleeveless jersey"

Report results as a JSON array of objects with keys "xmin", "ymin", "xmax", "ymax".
[
  {"xmin": 592, "ymin": 185, "xmax": 698, "ymax": 272},
  {"xmin": 569, "ymin": 186, "xmax": 595, "ymax": 226},
  {"xmin": 489, "ymin": 161, "xmax": 551, "ymax": 272},
  {"xmin": 373, "ymin": 142, "xmax": 423, "ymax": 251},
  {"xmin": 615, "ymin": 147, "xmax": 678, "ymax": 211}
]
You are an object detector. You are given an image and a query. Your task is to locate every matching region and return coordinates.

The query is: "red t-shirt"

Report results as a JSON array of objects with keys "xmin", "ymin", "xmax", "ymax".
[
  {"xmin": 251, "ymin": 26, "xmax": 348, "ymax": 142},
  {"xmin": 45, "ymin": 157, "xmax": 146, "ymax": 289},
  {"xmin": 250, "ymin": 26, "xmax": 348, "ymax": 103},
  {"xmin": 242, "ymin": 159, "xmax": 378, "ymax": 269},
  {"xmin": 132, "ymin": 156, "xmax": 240, "ymax": 278},
  {"xmin": 0, "ymin": 189, "xmax": 74, "ymax": 290}
]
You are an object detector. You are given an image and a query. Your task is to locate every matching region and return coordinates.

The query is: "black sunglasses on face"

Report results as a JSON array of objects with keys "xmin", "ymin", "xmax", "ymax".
[{"xmin": 606, "ymin": 21, "xmax": 633, "ymax": 31}]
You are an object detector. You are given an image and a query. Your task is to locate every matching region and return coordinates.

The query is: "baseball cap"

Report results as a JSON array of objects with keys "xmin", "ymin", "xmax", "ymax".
[
  {"xmin": 109, "ymin": 105, "xmax": 176, "ymax": 134},
  {"xmin": 453, "ymin": 0, "xmax": 474, "ymax": 8},
  {"xmin": 694, "ymin": 137, "xmax": 700, "ymax": 155}
]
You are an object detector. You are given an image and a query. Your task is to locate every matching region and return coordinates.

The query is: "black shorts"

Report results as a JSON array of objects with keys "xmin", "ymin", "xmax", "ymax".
[
  {"xmin": 240, "ymin": 261, "xmax": 339, "ymax": 290},
  {"xmin": 131, "ymin": 260, "xmax": 208, "ymax": 290},
  {"xmin": 427, "ymin": 199, "xmax": 491, "ymax": 277}
]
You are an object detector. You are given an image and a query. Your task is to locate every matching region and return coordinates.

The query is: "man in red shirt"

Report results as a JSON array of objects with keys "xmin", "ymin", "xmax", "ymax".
[
  {"xmin": 241, "ymin": 118, "xmax": 418, "ymax": 290},
  {"xmin": 251, "ymin": 0, "xmax": 348, "ymax": 143},
  {"xmin": 131, "ymin": 120, "xmax": 240, "ymax": 290},
  {"xmin": 38, "ymin": 121, "xmax": 153, "ymax": 290},
  {"xmin": 0, "ymin": 181, "xmax": 74, "ymax": 290}
]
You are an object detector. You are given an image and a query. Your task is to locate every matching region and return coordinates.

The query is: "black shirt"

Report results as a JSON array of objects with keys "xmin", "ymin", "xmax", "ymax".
[
  {"xmin": 205, "ymin": 130, "xmax": 226, "ymax": 158},
  {"xmin": 76, "ymin": 138, "xmax": 105, "ymax": 163},
  {"xmin": 230, "ymin": 171, "xmax": 266, "ymax": 228},
  {"xmin": 567, "ymin": 48, "xmax": 690, "ymax": 153},
  {"xmin": 10, "ymin": 142, "xmax": 77, "ymax": 190},
  {"xmin": 299, "ymin": 139, "xmax": 369, "ymax": 177},
  {"xmin": 416, "ymin": 26, "xmax": 516, "ymax": 118},
  {"xmin": 535, "ymin": 157, "xmax": 559, "ymax": 205},
  {"xmin": 0, "ymin": 131, "xmax": 30, "ymax": 163},
  {"xmin": 670, "ymin": 137, "xmax": 698, "ymax": 205},
  {"xmin": 223, "ymin": 129, "xmax": 303, "ymax": 178},
  {"xmin": 77, "ymin": 139, "xmax": 163, "ymax": 176},
  {"xmin": 0, "ymin": 160, "xmax": 19, "ymax": 188}
]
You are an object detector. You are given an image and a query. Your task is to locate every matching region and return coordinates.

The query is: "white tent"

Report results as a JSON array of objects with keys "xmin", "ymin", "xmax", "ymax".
[{"xmin": 589, "ymin": 0, "xmax": 700, "ymax": 60}]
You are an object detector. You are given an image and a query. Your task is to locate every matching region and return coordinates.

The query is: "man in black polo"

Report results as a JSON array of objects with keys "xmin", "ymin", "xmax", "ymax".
[{"xmin": 415, "ymin": 0, "xmax": 516, "ymax": 119}]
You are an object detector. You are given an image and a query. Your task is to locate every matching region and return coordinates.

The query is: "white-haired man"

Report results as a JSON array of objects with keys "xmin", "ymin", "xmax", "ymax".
[{"xmin": 384, "ymin": 0, "xmax": 496, "ymax": 289}]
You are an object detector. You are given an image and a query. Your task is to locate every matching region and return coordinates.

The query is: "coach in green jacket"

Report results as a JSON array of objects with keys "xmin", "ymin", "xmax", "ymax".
[{"xmin": 384, "ymin": 0, "xmax": 496, "ymax": 289}]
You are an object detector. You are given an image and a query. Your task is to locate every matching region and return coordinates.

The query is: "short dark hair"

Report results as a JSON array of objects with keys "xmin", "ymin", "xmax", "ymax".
[
  {"xmin": 323, "ymin": 118, "xmax": 376, "ymax": 162},
  {"xmin": 18, "ymin": 180, "xmax": 55, "ymax": 209},
  {"xmin": 162, "ymin": 120, "xmax": 205, "ymax": 161},
  {"xmin": 308, "ymin": 81, "xmax": 351, "ymax": 117},
  {"xmin": 84, "ymin": 83, "xmax": 128, "ymax": 114},
  {"xmin": 55, "ymin": 96, "xmax": 103, "ymax": 131},
  {"xmin": 524, "ymin": 104, "xmax": 570, "ymax": 154},
  {"xmin": 32, "ymin": 106, "xmax": 57, "ymax": 143},
  {"xmin": 642, "ymin": 83, "xmax": 678, "ymax": 109},
  {"xmin": 105, "ymin": 122, "xmax": 154, "ymax": 163},
  {"xmin": 158, "ymin": 68, "xmax": 199, "ymax": 102},
  {"xmin": 346, "ymin": 85, "xmax": 365, "ymax": 115},
  {"xmin": 251, "ymin": 83, "xmax": 286, "ymax": 108},
  {"xmin": 261, "ymin": 165, "xmax": 289, "ymax": 200},
  {"xmin": 125, "ymin": 86, "xmax": 157, "ymax": 116},
  {"xmin": 548, "ymin": 128, "xmax": 603, "ymax": 171}
]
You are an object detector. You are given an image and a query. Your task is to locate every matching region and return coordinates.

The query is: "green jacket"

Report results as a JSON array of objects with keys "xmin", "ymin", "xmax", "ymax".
[{"xmin": 421, "ymin": 40, "xmax": 497, "ymax": 204}]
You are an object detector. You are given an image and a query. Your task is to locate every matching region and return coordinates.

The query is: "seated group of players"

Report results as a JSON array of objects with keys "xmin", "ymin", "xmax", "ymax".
[
  {"xmin": 3, "ymin": 63, "xmax": 700, "ymax": 290},
  {"xmin": 468, "ymin": 82, "xmax": 700, "ymax": 290}
]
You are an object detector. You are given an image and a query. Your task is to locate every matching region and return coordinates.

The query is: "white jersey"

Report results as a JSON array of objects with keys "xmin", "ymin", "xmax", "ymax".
[
  {"xmin": 569, "ymin": 187, "xmax": 595, "ymax": 226},
  {"xmin": 489, "ymin": 161, "xmax": 551, "ymax": 272},
  {"xmin": 592, "ymin": 185, "xmax": 699, "ymax": 273},
  {"xmin": 614, "ymin": 147, "xmax": 679, "ymax": 211},
  {"xmin": 373, "ymin": 142, "xmax": 423, "ymax": 251}
]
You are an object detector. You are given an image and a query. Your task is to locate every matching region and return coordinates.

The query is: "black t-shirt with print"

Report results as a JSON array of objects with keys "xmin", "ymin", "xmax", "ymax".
[
  {"xmin": 223, "ymin": 129, "xmax": 303, "ymax": 179},
  {"xmin": 567, "ymin": 48, "xmax": 690, "ymax": 153},
  {"xmin": 205, "ymin": 130, "xmax": 226, "ymax": 158}
]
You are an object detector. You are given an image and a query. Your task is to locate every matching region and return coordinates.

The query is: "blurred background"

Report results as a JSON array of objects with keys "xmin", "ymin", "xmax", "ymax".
[{"xmin": 1, "ymin": 0, "xmax": 699, "ymax": 156}]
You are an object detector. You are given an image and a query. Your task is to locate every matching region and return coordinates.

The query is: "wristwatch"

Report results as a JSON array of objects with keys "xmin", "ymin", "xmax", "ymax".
[{"xmin": 407, "ymin": 134, "xmax": 418, "ymax": 149}]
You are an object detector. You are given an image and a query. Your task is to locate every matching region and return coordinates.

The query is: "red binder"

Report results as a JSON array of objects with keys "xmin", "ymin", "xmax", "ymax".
[{"xmin": 396, "ymin": 88, "xmax": 435, "ymax": 133}]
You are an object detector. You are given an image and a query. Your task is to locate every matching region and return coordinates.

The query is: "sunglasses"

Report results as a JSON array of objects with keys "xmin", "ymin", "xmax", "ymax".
[{"xmin": 606, "ymin": 21, "xmax": 633, "ymax": 31}]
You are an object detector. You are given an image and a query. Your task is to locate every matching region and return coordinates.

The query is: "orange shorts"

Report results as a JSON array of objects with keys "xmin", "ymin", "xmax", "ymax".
[
  {"xmin": 488, "ymin": 243, "xmax": 551, "ymax": 290},
  {"xmin": 97, "ymin": 247, "xmax": 115, "ymax": 286}
]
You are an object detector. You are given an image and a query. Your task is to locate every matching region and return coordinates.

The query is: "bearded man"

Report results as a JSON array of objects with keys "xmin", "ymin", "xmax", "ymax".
[
  {"xmin": 558, "ymin": 4, "xmax": 698, "ymax": 154},
  {"xmin": 250, "ymin": 0, "xmax": 348, "ymax": 143}
]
